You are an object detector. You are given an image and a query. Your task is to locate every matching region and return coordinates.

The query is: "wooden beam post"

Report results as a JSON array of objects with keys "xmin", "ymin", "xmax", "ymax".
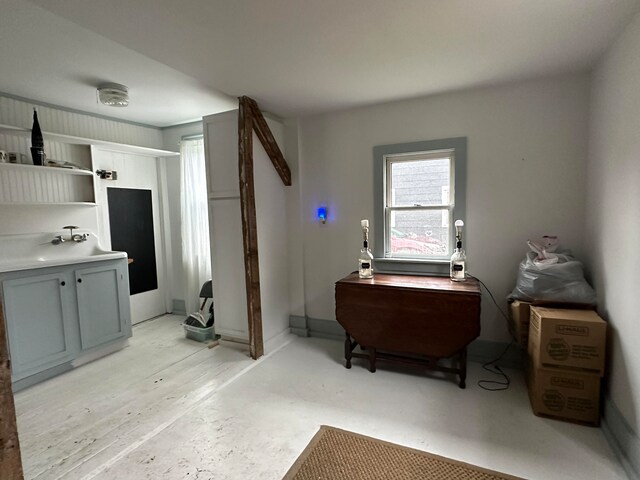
[
  {"xmin": 237, "ymin": 96, "xmax": 292, "ymax": 360},
  {"xmin": 0, "ymin": 294, "xmax": 24, "ymax": 479},
  {"xmin": 238, "ymin": 97, "xmax": 264, "ymax": 360},
  {"xmin": 244, "ymin": 97, "xmax": 291, "ymax": 186}
]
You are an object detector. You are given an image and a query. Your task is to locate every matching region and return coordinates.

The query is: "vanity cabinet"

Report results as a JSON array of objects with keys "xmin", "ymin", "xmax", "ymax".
[
  {"xmin": 1, "ymin": 258, "xmax": 131, "ymax": 389},
  {"xmin": 75, "ymin": 263, "xmax": 129, "ymax": 351},
  {"xmin": 3, "ymin": 271, "xmax": 77, "ymax": 379}
]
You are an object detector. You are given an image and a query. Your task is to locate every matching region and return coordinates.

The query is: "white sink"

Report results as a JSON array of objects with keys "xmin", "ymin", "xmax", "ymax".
[{"xmin": 0, "ymin": 231, "xmax": 127, "ymax": 273}]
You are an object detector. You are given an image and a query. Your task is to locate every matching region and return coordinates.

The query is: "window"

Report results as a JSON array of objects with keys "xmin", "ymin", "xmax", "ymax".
[{"xmin": 373, "ymin": 137, "xmax": 467, "ymax": 275}]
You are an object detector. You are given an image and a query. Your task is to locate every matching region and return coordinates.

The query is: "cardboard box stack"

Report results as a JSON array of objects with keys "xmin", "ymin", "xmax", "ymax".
[
  {"xmin": 527, "ymin": 306, "xmax": 607, "ymax": 426},
  {"xmin": 509, "ymin": 300, "xmax": 532, "ymax": 348}
]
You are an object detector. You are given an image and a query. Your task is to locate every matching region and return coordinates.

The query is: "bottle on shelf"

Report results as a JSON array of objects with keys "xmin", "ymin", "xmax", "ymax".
[
  {"xmin": 450, "ymin": 220, "xmax": 466, "ymax": 282},
  {"xmin": 359, "ymin": 219, "xmax": 374, "ymax": 279},
  {"xmin": 30, "ymin": 108, "xmax": 45, "ymax": 166}
]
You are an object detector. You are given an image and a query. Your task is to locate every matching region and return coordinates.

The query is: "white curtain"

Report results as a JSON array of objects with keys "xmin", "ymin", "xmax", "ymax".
[{"xmin": 180, "ymin": 137, "xmax": 211, "ymax": 314}]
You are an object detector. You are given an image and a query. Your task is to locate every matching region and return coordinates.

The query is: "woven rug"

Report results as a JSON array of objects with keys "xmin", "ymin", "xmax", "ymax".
[{"xmin": 283, "ymin": 426, "xmax": 524, "ymax": 480}]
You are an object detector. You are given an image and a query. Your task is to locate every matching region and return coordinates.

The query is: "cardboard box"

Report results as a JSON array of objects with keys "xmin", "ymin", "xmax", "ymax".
[
  {"xmin": 509, "ymin": 300, "xmax": 594, "ymax": 350},
  {"xmin": 509, "ymin": 300, "xmax": 531, "ymax": 348},
  {"xmin": 529, "ymin": 307, "xmax": 607, "ymax": 376},
  {"xmin": 527, "ymin": 365, "xmax": 601, "ymax": 426}
]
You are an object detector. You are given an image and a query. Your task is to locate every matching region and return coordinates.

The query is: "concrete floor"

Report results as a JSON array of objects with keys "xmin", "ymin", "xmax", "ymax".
[{"xmin": 15, "ymin": 315, "xmax": 627, "ymax": 479}]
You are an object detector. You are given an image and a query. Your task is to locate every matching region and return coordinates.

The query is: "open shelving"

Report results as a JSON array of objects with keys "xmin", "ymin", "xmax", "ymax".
[
  {"xmin": 0, "ymin": 123, "xmax": 179, "ymax": 206},
  {"xmin": 0, "ymin": 124, "xmax": 179, "ymax": 158}
]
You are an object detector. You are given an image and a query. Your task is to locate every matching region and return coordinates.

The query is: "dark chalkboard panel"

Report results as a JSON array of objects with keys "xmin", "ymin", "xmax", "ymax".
[{"xmin": 107, "ymin": 188, "xmax": 158, "ymax": 295}]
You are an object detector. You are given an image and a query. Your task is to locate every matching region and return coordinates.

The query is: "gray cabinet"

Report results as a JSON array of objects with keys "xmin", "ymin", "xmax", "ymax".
[
  {"xmin": 3, "ymin": 272, "xmax": 77, "ymax": 380},
  {"xmin": 1, "ymin": 258, "xmax": 132, "ymax": 388},
  {"xmin": 76, "ymin": 263, "xmax": 130, "ymax": 351}
]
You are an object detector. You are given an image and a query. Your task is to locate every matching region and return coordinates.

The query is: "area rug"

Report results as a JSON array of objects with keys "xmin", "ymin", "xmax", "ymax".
[{"xmin": 283, "ymin": 426, "xmax": 524, "ymax": 480}]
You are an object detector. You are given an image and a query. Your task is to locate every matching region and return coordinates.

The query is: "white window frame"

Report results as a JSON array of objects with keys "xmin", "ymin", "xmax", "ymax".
[
  {"xmin": 373, "ymin": 137, "xmax": 467, "ymax": 275},
  {"xmin": 384, "ymin": 149, "xmax": 455, "ymax": 260}
]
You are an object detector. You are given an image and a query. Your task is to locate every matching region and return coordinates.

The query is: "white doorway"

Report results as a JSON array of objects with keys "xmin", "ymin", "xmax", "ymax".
[{"xmin": 92, "ymin": 147, "xmax": 167, "ymax": 324}]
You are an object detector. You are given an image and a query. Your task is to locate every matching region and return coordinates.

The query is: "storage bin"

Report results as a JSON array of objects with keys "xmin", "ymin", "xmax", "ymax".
[{"xmin": 182, "ymin": 322, "xmax": 215, "ymax": 342}]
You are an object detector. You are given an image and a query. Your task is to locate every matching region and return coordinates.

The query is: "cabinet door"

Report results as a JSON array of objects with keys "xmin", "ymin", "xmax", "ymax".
[
  {"xmin": 75, "ymin": 263, "xmax": 130, "ymax": 351},
  {"xmin": 3, "ymin": 272, "xmax": 75, "ymax": 380}
]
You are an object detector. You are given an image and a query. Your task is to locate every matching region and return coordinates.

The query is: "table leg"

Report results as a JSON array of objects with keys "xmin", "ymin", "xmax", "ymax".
[
  {"xmin": 459, "ymin": 347, "xmax": 467, "ymax": 389},
  {"xmin": 344, "ymin": 332, "xmax": 352, "ymax": 369},
  {"xmin": 368, "ymin": 347, "xmax": 377, "ymax": 373}
]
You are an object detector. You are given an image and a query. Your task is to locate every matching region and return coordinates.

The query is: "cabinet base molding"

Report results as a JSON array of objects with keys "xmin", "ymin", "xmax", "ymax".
[
  {"xmin": 71, "ymin": 338, "xmax": 129, "ymax": 368},
  {"xmin": 12, "ymin": 362, "xmax": 73, "ymax": 392}
]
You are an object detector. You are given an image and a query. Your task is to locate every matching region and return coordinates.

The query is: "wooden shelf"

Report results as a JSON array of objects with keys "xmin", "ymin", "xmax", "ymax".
[{"xmin": 0, "ymin": 124, "xmax": 179, "ymax": 158}]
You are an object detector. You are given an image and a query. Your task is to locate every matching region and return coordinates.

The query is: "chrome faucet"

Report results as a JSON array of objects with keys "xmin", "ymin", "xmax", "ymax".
[
  {"xmin": 63, "ymin": 225, "xmax": 78, "ymax": 240},
  {"xmin": 51, "ymin": 235, "xmax": 65, "ymax": 245},
  {"xmin": 51, "ymin": 226, "xmax": 89, "ymax": 244},
  {"xmin": 72, "ymin": 233, "xmax": 90, "ymax": 243}
]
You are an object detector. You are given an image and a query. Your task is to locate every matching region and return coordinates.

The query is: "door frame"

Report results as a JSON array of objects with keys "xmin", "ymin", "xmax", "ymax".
[{"xmin": 91, "ymin": 146, "xmax": 170, "ymax": 323}]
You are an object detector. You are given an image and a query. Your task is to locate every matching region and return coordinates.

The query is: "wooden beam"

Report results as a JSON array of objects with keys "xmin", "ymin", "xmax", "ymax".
[
  {"xmin": 237, "ymin": 96, "xmax": 292, "ymax": 360},
  {"xmin": 242, "ymin": 96, "xmax": 292, "ymax": 186},
  {"xmin": 238, "ymin": 96, "xmax": 264, "ymax": 360},
  {"xmin": 0, "ymin": 294, "xmax": 24, "ymax": 479}
]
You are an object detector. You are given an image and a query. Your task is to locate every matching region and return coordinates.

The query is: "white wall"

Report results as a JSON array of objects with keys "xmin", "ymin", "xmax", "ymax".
[
  {"xmin": 161, "ymin": 122, "xmax": 203, "ymax": 311},
  {"xmin": 283, "ymin": 119, "xmax": 306, "ymax": 318},
  {"xmin": 255, "ymin": 118, "xmax": 291, "ymax": 343},
  {"xmin": 586, "ymin": 12, "xmax": 640, "ymax": 436},
  {"xmin": 297, "ymin": 73, "xmax": 591, "ymax": 342}
]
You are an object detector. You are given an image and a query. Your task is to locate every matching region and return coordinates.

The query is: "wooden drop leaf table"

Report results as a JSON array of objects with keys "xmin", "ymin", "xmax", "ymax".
[{"xmin": 335, "ymin": 272, "xmax": 481, "ymax": 388}]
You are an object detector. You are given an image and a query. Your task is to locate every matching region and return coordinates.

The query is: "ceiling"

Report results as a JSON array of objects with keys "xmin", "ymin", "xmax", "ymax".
[{"xmin": 1, "ymin": 0, "xmax": 639, "ymax": 127}]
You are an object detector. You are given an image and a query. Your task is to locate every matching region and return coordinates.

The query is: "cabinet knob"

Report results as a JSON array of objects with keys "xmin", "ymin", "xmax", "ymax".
[
  {"xmin": 60, "ymin": 281, "xmax": 66, "ymax": 286},
  {"xmin": 77, "ymin": 278, "xmax": 82, "ymax": 283}
]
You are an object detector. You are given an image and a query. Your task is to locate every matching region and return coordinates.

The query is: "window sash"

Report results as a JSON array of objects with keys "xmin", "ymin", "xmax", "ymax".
[
  {"xmin": 384, "ymin": 206, "xmax": 453, "ymax": 258},
  {"xmin": 384, "ymin": 151, "xmax": 455, "ymax": 259}
]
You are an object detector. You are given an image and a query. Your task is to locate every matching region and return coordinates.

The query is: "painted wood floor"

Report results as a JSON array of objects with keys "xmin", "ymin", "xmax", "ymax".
[
  {"xmin": 15, "ymin": 315, "xmax": 255, "ymax": 480},
  {"xmin": 15, "ymin": 317, "xmax": 627, "ymax": 480}
]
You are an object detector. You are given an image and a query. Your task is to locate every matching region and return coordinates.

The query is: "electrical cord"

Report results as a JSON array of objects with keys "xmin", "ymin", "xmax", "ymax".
[{"xmin": 467, "ymin": 273, "xmax": 515, "ymax": 391}]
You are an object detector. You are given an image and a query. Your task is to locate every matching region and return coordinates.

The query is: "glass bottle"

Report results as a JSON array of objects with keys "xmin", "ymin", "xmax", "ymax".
[
  {"xmin": 450, "ymin": 240, "xmax": 466, "ymax": 281},
  {"xmin": 359, "ymin": 240, "xmax": 374, "ymax": 279},
  {"xmin": 31, "ymin": 108, "xmax": 44, "ymax": 148},
  {"xmin": 30, "ymin": 108, "xmax": 45, "ymax": 165}
]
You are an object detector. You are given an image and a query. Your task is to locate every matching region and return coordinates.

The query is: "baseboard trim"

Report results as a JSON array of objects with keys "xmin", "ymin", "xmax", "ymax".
[
  {"xmin": 289, "ymin": 315, "xmax": 309, "ymax": 337},
  {"xmin": 172, "ymin": 299, "xmax": 186, "ymax": 315},
  {"xmin": 289, "ymin": 315, "xmax": 523, "ymax": 368},
  {"xmin": 602, "ymin": 397, "xmax": 640, "ymax": 480},
  {"xmin": 307, "ymin": 317, "xmax": 344, "ymax": 340}
]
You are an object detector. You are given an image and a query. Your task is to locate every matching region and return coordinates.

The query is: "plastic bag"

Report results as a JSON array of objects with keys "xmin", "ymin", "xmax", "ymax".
[{"xmin": 509, "ymin": 251, "xmax": 597, "ymax": 305}]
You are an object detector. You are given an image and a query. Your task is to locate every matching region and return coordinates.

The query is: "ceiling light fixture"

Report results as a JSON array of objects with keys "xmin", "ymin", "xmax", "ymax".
[{"xmin": 97, "ymin": 83, "xmax": 129, "ymax": 107}]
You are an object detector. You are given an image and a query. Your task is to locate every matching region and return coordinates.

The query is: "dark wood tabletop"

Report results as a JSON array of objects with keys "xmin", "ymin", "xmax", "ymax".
[{"xmin": 337, "ymin": 272, "xmax": 481, "ymax": 295}]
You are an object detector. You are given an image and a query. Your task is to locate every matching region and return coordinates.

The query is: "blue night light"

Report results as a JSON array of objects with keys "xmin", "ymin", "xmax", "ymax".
[{"xmin": 317, "ymin": 205, "xmax": 328, "ymax": 224}]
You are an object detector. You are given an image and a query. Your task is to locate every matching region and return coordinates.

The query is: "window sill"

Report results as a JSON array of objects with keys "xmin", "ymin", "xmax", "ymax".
[{"xmin": 373, "ymin": 257, "xmax": 450, "ymax": 276}]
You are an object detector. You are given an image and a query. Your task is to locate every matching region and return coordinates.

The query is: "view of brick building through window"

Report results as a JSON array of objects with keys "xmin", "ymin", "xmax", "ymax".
[{"xmin": 388, "ymin": 157, "xmax": 451, "ymax": 257}]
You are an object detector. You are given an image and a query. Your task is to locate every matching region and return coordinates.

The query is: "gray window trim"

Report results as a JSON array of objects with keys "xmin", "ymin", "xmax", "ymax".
[{"xmin": 373, "ymin": 137, "xmax": 467, "ymax": 275}]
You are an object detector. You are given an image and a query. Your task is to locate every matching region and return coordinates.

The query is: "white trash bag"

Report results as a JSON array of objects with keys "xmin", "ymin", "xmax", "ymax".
[{"xmin": 509, "ymin": 238, "xmax": 596, "ymax": 305}]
